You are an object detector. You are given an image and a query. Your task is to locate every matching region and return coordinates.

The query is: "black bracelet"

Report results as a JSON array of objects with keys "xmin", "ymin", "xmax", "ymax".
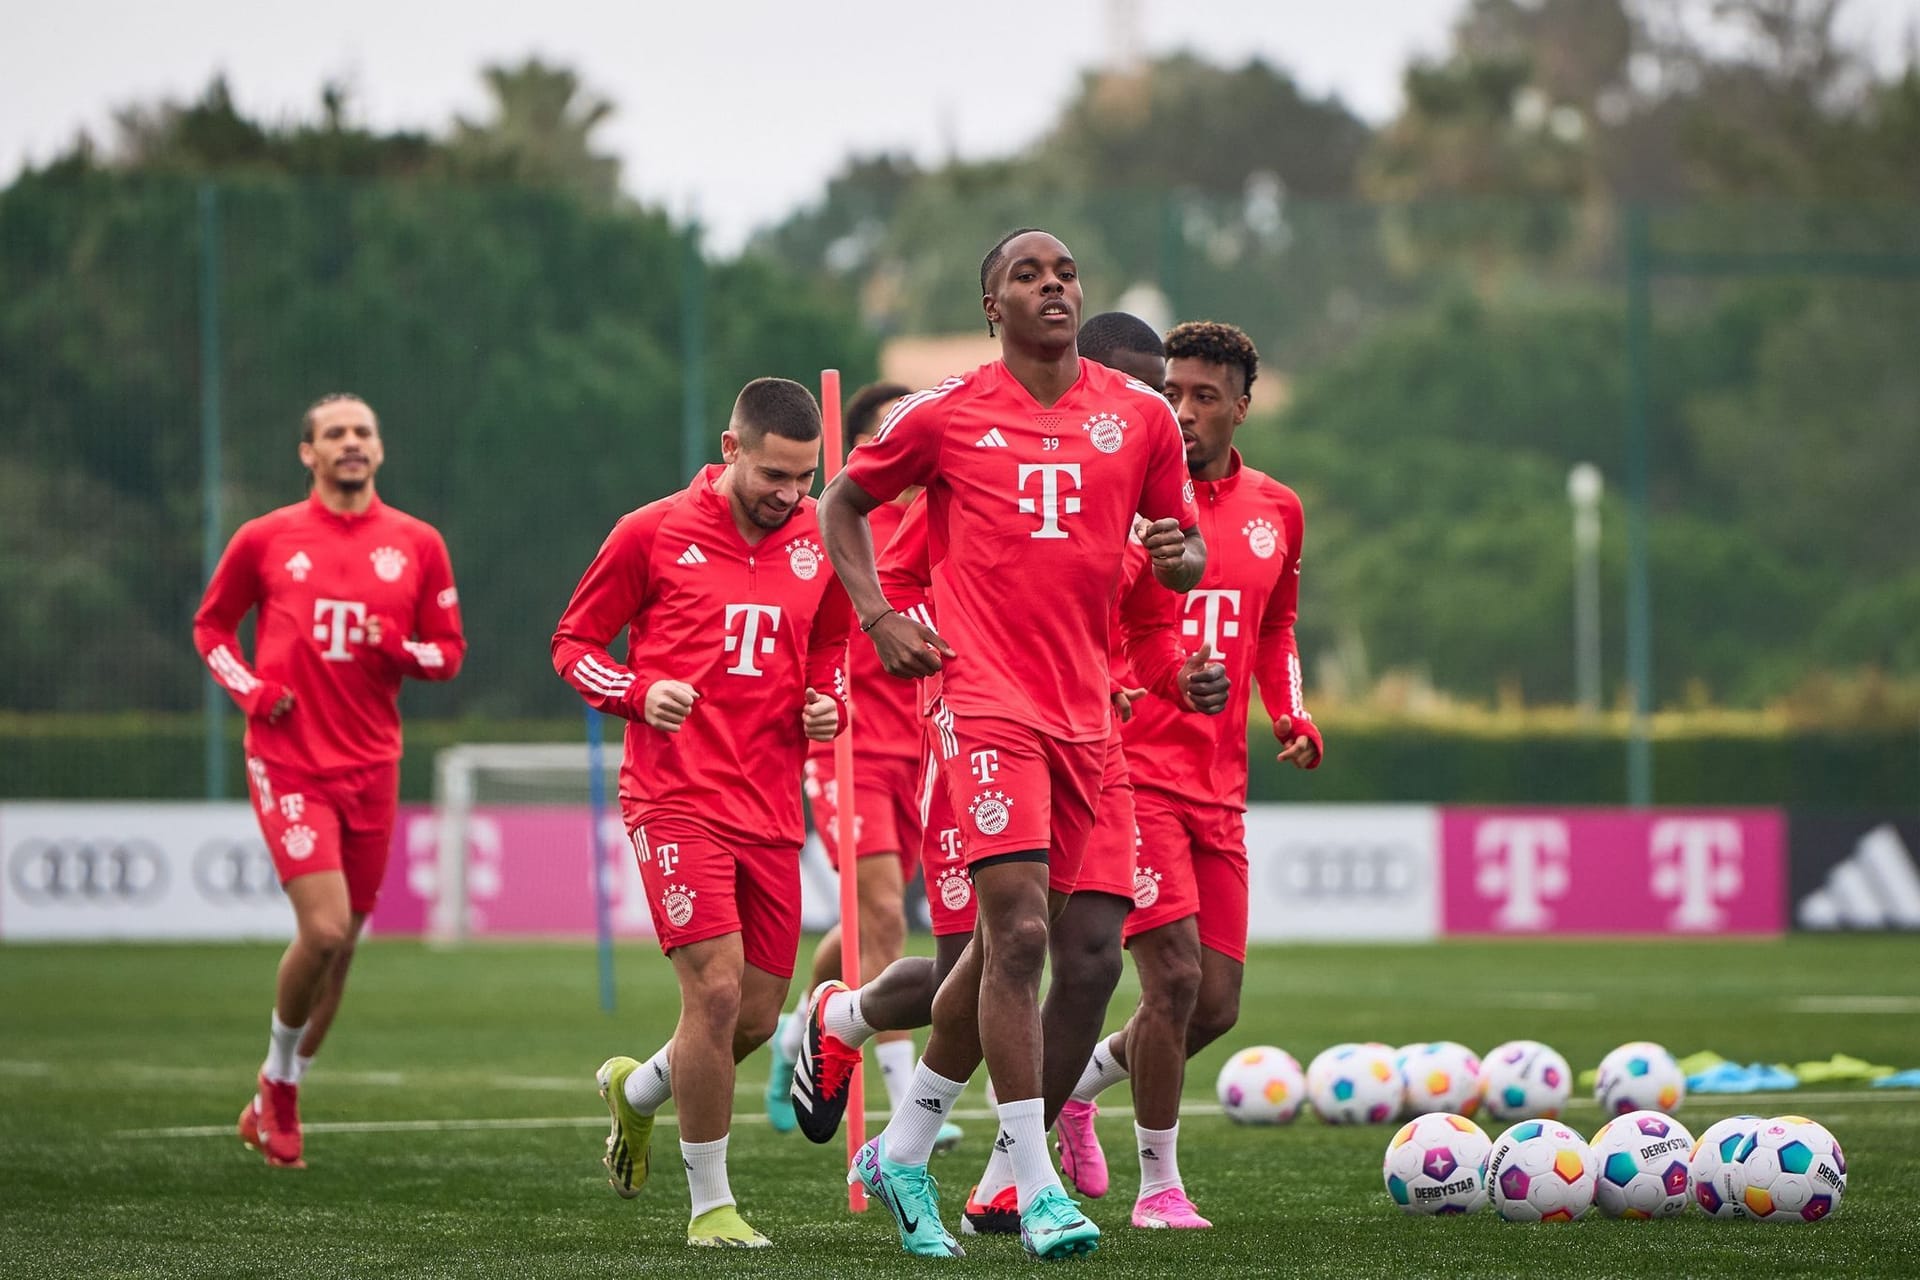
[{"xmin": 860, "ymin": 608, "xmax": 895, "ymax": 633}]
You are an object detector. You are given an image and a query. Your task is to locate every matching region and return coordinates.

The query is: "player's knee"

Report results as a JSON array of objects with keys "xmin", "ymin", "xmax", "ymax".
[
  {"xmin": 1142, "ymin": 947, "xmax": 1203, "ymax": 1018},
  {"xmin": 1189, "ymin": 987, "xmax": 1241, "ymax": 1049},
  {"xmin": 300, "ymin": 915, "xmax": 354, "ymax": 959},
  {"xmin": 733, "ymin": 1006, "xmax": 780, "ymax": 1056},
  {"xmin": 984, "ymin": 911, "xmax": 1049, "ymax": 981},
  {"xmin": 1052, "ymin": 928, "xmax": 1124, "ymax": 1005},
  {"xmin": 679, "ymin": 973, "xmax": 743, "ymax": 1035}
]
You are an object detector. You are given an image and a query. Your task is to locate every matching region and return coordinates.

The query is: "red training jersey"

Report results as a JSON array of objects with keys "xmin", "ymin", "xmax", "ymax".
[
  {"xmin": 552, "ymin": 465, "xmax": 852, "ymax": 849},
  {"xmin": 808, "ymin": 498, "xmax": 920, "ymax": 765},
  {"xmin": 844, "ymin": 359, "xmax": 1198, "ymax": 743},
  {"xmin": 193, "ymin": 490, "xmax": 466, "ymax": 773},
  {"xmin": 1122, "ymin": 450, "xmax": 1315, "ymax": 808}
]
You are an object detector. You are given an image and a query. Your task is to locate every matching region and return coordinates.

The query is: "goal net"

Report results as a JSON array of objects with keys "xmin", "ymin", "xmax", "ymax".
[{"xmin": 427, "ymin": 740, "xmax": 843, "ymax": 942}]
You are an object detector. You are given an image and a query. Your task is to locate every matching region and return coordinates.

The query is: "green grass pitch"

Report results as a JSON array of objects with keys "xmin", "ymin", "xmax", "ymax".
[{"xmin": 3, "ymin": 936, "xmax": 1918, "ymax": 1277}]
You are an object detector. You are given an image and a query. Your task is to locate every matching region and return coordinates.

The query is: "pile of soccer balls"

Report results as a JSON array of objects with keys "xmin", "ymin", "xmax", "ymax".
[{"xmin": 1214, "ymin": 1039, "xmax": 1847, "ymax": 1223}]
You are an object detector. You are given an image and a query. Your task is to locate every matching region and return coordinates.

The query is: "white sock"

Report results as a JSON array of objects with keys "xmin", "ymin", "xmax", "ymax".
[
  {"xmin": 1069, "ymin": 1034, "xmax": 1128, "ymax": 1103},
  {"xmin": 997, "ymin": 1097, "xmax": 1063, "ymax": 1211},
  {"xmin": 681, "ymin": 1134, "xmax": 735, "ymax": 1217},
  {"xmin": 876, "ymin": 1040, "xmax": 916, "ymax": 1113},
  {"xmin": 1135, "ymin": 1122, "xmax": 1182, "ymax": 1198},
  {"xmin": 624, "ymin": 1045, "xmax": 673, "ymax": 1115},
  {"xmin": 262, "ymin": 1010, "xmax": 305, "ymax": 1083},
  {"xmin": 879, "ymin": 1063, "xmax": 966, "ymax": 1166},
  {"xmin": 823, "ymin": 987, "xmax": 876, "ymax": 1049},
  {"xmin": 776, "ymin": 1007, "xmax": 806, "ymax": 1062},
  {"xmin": 290, "ymin": 1053, "xmax": 315, "ymax": 1086},
  {"xmin": 976, "ymin": 1141, "xmax": 1015, "ymax": 1202}
]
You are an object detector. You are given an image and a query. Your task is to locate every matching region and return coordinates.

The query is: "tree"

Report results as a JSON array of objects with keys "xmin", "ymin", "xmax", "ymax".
[{"xmin": 447, "ymin": 59, "xmax": 623, "ymax": 206}]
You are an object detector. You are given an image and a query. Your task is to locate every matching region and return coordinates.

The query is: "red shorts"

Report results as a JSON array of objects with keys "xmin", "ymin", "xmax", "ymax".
[
  {"xmin": 804, "ymin": 751, "xmax": 921, "ymax": 880},
  {"xmin": 244, "ymin": 756, "xmax": 398, "ymax": 915},
  {"xmin": 628, "ymin": 816, "xmax": 801, "ymax": 978},
  {"xmin": 918, "ymin": 745, "xmax": 976, "ymax": 938},
  {"xmin": 1123, "ymin": 788, "xmax": 1250, "ymax": 961},
  {"xmin": 1073, "ymin": 730, "xmax": 1138, "ymax": 903},
  {"xmin": 932, "ymin": 705, "xmax": 1103, "ymax": 882}
]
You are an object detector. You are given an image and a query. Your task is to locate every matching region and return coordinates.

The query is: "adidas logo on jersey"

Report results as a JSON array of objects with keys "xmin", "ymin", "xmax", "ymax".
[
  {"xmin": 677, "ymin": 544, "xmax": 708, "ymax": 566},
  {"xmin": 974, "ymin": 429, "xmax": 1009, "ymax": 448}
]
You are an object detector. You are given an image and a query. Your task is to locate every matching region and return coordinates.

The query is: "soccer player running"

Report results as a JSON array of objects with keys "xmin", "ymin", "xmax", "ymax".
[
  {"xmin": 1054, "ymin": 321, "xmax": 1324, "ymax": 1230},
  {"xmin": 816, "ymin": 231, "xmax": 1205, "ymax": 1260},
  {"xmin": 195, "ymin": 393, "xmax": 465, "ymax": 1170},
  {"xmin": 552, "ymin": 378, "xmax": 851, "ymax": 1249},
  {"xmin": 764, "ymin": 381, "xmax": 960, "ymax": 1152},
  {"xmin": 785, "ymin": 314, "xmax": 1228, "ymax": 1236}
]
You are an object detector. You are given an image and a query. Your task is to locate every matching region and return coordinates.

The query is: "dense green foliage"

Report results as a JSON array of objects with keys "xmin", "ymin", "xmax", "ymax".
[{"xmin": 3, "ymin": 937, "xmax": 1917, "ymax": 1276}]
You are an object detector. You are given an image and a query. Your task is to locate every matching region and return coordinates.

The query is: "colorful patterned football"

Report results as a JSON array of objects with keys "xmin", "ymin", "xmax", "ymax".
[
  {"xmin": 1487, "ymin": 1120, "xmax": 1598, "ymax": 1222},
  {"xmin": 1214, "ymin": 1045, "xmax": 1307, "ymax": 1124},
  {"xmin": 1383, "ymin": 1112, "xmax": 1493, "ymax": 1215},
  {"xmin": 1595, "ymin": 1041, "xmax": 1688, "ymax": 1116},
  {"xmin": 1722, "ymin": 1116, "xmax": 1847, "ymax": 1223},
  {"xmin": 1400, "ymin": 1041, "xmax": 1484, "ymax": 1118},
  {"xmin": 1307, "ymin": 1043, "xmax": 1405, "ymax": 1124},
  {"xmin": 1591, "ymin": 1110, "xmax": 1696, "ymax": 1218},
  {"xmin": 1478, "ymin": 1040, "xmax": 1573, "ymax": 1121},
  {"xmin": 1689, "ymin": 1115, "xmax": 1763, "ymax": 1218}
]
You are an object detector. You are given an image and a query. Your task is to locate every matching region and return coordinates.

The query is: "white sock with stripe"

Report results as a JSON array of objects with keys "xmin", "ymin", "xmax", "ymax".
[
  {"xmin": 879, "ymin": 1063, "xmax": 965, "ymax": 1166},
  {"xmin": 997, "ymin": 1097, "xmax": 1064, "ymax": 1211},
  {"xmin": 624, "ymin": 1044, "xmax": 673, "ymax": 1115},
  {"xmin": 1069, "ymin": 1034, "xmax": 1128, "ymax": 1103},
  {"xmin": 262, "ymin": 1010, "xmax": 305, "ymax": 1084},
  {"xmin": 1135, "ymin": 1122, "xmax": 1183, "ymax": 1198},
  {"xmin": 682, "ymin": 1134, "xmax": 735, "ymax": 1217},
  {"xmin": 875, "ymin": 1039, "xmax": 916, "ymax": 1112}
]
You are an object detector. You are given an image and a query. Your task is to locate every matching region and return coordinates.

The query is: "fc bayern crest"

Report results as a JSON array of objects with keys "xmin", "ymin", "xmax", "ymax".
[
  {"xmin": 787, "ymin": 538, "xmax": 822, "ymax": 581},
  {"xmin": 282, "ymin": 824, "xmax": 318, "ymax": 862},
  {"xmin": 371, "ymin": 546, "xmax": 408, "ymax": 582},
  {"xmin": 1082, "ymin": 412, "xmax": 1128, "ymax": 454},
  {"xmin": 969, "ymin": 790, "xmax": 1012, "ymax": 837},
  {"xmin": 1245, "ymin": 518, "xmax": 1278, "ymax": 560},
  {"xmin": 1133, "ymin": 866, "xmax": 1163, "ymax": 908},
  {"xmin": 938, "ymin": 868, "xmax": 973, "ymax": 911},
  {"xmin": 662, "ymin": 883, "xmax": 697, "ymax": 928}
]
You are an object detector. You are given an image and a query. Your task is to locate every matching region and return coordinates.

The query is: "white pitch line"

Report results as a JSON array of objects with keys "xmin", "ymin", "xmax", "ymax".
[
  {"xmin": 1783, "ymin": 995, "xmax": 1920, "ymax": 1014},
  {"xmin": 109, "ymin": 1091, "xmax": 1920, "ymax": 1142}
]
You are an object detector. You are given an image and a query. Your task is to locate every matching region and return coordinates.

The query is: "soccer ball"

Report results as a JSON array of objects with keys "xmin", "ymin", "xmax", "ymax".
[
  {"xmin": 1487, "ymin": 1120, "xmax": 1598, "ymax": 1222},
  {"xmin": 1215, "ymin": 1045, "xmax": 1307, "ymax": 1124},
  {"xmin": 1307, "ymin": 1043, "xmax": 1404, "ymax": 1124},
  {"xmin": 1689, "ymin": 1115, "xmax": 1763, "ymax": 1218},
  {"xmin": 1591, "ymin": 1110, "xmax": 1695, "ymax": 1218},
  {"xmin": 1383, "ymin": 1113, "xmax": 1492, "ymax": 1215},
  {"xmin": 1724, "ymin": 1115, "xmax": 1847, "ymax": 1223},
  {"xmin": 1595, "ymin": 1041, "xmax": 1688, "ymax": 1116},
  {"xmin": 1478, "ymin": 1040, "xmax": 1573, "ymax": 1121},
  {"xmin": 1400, "ymin": 1041, "xmax": 1483, "ymax": 1118}
]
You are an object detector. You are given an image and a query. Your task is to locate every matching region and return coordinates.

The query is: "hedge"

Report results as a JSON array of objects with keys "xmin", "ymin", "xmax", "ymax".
[{"xmin": 3, "ymin": 713, "xmax": 1914, "ymax": 809}]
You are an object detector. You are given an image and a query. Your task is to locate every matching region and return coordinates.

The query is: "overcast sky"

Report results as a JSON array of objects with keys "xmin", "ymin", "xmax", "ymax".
[{"xmin": 6, "ymin": 0, "xmax": 1915, "ymax": 251}]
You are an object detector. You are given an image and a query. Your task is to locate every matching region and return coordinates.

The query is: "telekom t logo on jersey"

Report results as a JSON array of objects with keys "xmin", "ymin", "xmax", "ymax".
[
  {"xmin": 1016, "ymin": 463, "xmax": 1082, "ymax": 539},
  {"xmin": 970, "ymin": 749, "xmax": 1001, "ymax": 785},
  {"xmin": 312, "ymin": 598, "xmax": 367, "ymax": 661},
  {"xmin": 724, "ymin": 603, "xmax": 783, "ymax": 676},
  {"xmin": 1181, "ymin": 590, "xmax": 1243, "ymax": 658},
  {"xmin": 1473, "ymin": 818, "xmax": 1571, "ymax": 929},
  {"xmin": 1650, "ymin": 818, "xmax": 1744, "ymax": 930}
]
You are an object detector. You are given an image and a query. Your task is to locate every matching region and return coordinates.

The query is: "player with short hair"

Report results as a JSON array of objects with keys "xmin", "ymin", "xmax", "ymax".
[
  {"xmin": 552, "ymin": 376, "xmax": 851, "ymax": 1249},
  {"xmin": 1054, "ymin": 320, "xmax": 1324, "ymax": 1230},
  {"xmin": 814, "ymin": 232, "xmax": 1205, "ymax": 1260},
  {"xmin": 195, "ymin": 392, "xmax": 465, "ymax": 1170},
  {"xmin": 762, "ymin": 380, "xmax": 961, "ymax": 1152}
]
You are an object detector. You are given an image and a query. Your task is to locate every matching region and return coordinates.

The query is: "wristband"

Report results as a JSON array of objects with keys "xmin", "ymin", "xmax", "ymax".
[{"xmin": 860, "ymin": 608, "xmax": 895, "ymax": 634}]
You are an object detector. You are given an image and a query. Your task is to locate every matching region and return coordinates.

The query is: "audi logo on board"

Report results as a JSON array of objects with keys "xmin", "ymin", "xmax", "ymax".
[
  {"xmin": 193, "ymin": 839, "xmax": 283, "ymax": 903},
  {"xmin": 1272, "ymin": 841, "xmax": 1422, "ymax": 901},
  {"xmin": 7, "ymin": 839, "xmax": 169, "ymax": 904}
]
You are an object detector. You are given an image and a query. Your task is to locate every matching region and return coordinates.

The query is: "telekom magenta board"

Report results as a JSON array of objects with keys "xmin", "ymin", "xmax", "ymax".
[{"xmin": 1441, "ymin": 809, "xmax": 1785, "ymax": 936}]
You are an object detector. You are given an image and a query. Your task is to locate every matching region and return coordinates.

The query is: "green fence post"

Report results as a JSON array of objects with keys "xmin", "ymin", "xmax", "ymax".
[
  {"xmin": 199, "ymin": 181, "xmax": 226, "ymax": 801},
  {"xmin": 680, "ymin": 221, "xmax": 706, "ymax": 482},
  {"xmin": 1623, "ymin": 204, "xmax": 1653, "ymax": 808}
]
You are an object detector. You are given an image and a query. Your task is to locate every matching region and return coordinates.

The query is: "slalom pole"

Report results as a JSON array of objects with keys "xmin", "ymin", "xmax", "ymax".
[
  {"xmin": 821, "ymin": 368, "xmax": 867, "ymax": 1212},
  {"xmin": 584, "ymin": 706, "xmax": 616, "ymax": 1013}
]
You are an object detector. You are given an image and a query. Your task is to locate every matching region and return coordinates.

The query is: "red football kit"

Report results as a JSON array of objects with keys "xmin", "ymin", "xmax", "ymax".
[
  {"xmin": 874, "ymin": 492, "xmax": 1186, "ymax": 932},
  {"xmin": 194, "ymin": 491, "xmax": 465, "ymax": 910},
  {"xmin": 845, "ymin": 358, "xmax": 1196, "ymax": 875},
  {"xmin": 552, "ymin": 465, "xmax": 851, "ymax": 976},
  {"xmin": 1122, "ymin": 450, "xmax": 1320, "ymax": 961},
  {"xmin": 804, "ymin": 497, "xmax": 923, "ymax": 879}
]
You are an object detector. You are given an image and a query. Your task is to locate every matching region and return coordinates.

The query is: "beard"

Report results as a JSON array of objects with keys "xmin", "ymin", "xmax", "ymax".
[{"xmin": 746, "ymin": 498, "xmax": 796, "ymax": 530}]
